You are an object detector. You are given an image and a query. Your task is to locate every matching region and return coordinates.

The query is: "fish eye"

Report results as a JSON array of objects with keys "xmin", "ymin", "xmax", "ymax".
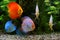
[{"xmin": 20, "ymin": 10, "xmax": 21, "ymax": 12}]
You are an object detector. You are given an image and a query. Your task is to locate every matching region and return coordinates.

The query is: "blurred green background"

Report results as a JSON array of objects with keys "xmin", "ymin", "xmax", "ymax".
[{"xmin": 0, "ymin": 0, "xmax": 60, "ymax": 34}]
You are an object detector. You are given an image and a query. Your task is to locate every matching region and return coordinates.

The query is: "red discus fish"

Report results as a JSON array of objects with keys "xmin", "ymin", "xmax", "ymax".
[{"xmin": 7, "ymin": 2, "xmax": 23, "ymax": 19}]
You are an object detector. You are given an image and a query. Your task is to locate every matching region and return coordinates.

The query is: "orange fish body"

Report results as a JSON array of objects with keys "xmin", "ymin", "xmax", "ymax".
[{"xmin": 7, "ymin": 2, "xmax": 23, "ymax": 19}]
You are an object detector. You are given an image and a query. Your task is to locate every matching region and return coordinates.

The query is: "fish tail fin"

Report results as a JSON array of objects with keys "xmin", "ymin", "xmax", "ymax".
[
  {"xmin": 50, "ymin": 25, "xmax": 54, "ymax": 31},
  {"xmin": 50, "ymin": 27, "xmax": 53, "ymax": 31},
  {"xmin": 34, "ymin": 18, "xmax": 37, "ymax": 21},
  {"xmin": 34, "ymin": 17, "xmax": 39, "ymax": 21}
]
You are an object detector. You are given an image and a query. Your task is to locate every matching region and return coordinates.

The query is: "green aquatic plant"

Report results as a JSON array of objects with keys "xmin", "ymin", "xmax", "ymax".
[
  {"xmin": 0, "ymin": 15, "xmax": 3, "ymax": 21},
  {"xmin": 54, "ymin": 1, "xmax": 60, "ymax": 5},
  {"xmin": 44, "ymin": 0, "xmax": 50, "ymax": 2},
  {"xmin": 49, "ymin": 6, "xmax": 56, "ymax": 11},
  {"xmin": 0, "ymin": 0, "xmax": 16, "ymax": 11}
]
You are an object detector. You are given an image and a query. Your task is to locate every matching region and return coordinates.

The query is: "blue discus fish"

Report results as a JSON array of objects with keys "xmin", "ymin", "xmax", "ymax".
[{"xmin": 5, "ymin": 20, "xmax": 16, "ymax": 33}]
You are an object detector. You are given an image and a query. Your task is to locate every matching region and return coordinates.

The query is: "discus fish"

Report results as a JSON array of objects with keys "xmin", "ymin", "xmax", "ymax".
[
  {"xmin": 5, "ymin": 20, "xmax": 16, "ymax": 33},
  {"xmin": 21, "ymin": 16, "xmax": 35, "ymax": 33},
  {"xmin": 7, "ymin": 2, "xmax": 23, "ymax": 19}
]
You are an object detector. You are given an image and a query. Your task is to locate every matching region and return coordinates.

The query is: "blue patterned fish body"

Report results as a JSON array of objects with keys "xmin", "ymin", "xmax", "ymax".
[{"xmin": 5, "ymin": 20, "xmax": 16, "ymax": 33}]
